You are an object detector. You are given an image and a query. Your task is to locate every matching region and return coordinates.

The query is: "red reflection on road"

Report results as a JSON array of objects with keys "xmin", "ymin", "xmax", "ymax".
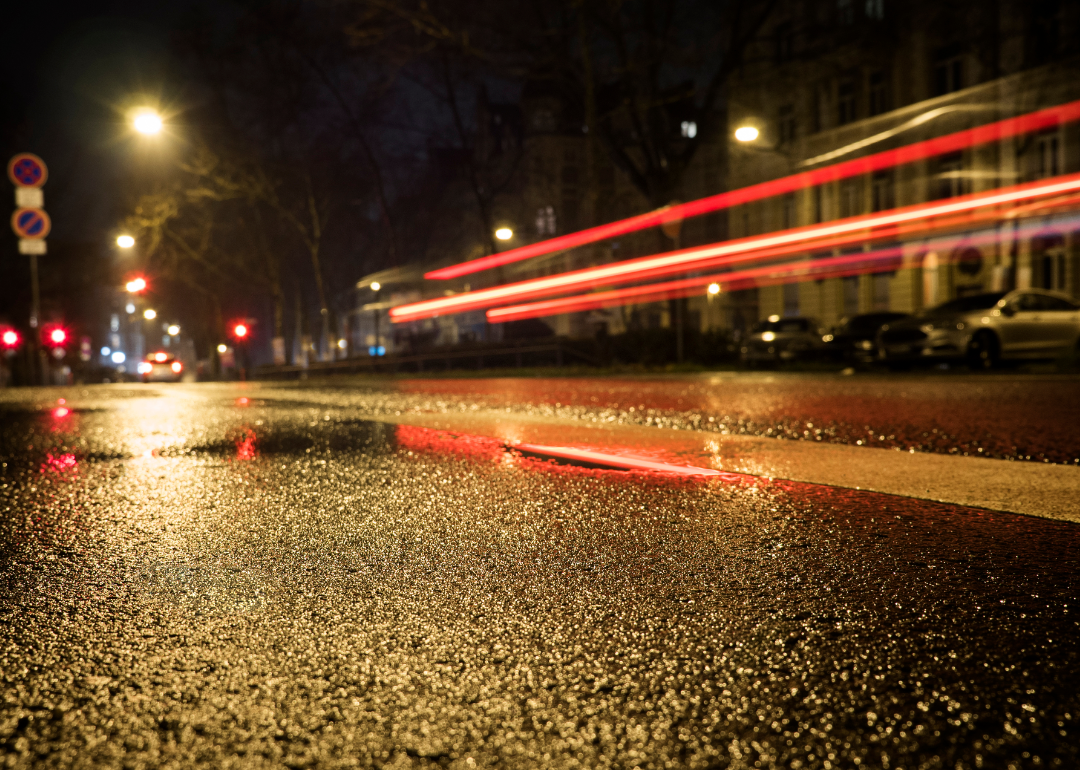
[
  {"xmin": 52, "ymin": 406, "xmax": 70, "ymax": 419},
  {"xmin": 395, "ymin": 424, "xmax": 507, "ymax": 463},
  {"xmin": 234, "ymin": 427, "xmax": 258, "ymax": 460},
  {"xmin": 41, "ymin": 452, "xmax": 78, "ymax": 475},
  {"xmin": 236, "ymin": 397, "xmax": 250, "ymax": 407}
]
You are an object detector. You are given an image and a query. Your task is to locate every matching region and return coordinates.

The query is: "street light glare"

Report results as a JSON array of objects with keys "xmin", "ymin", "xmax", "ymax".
[
  {"xmin": 144, "ymin": 309, "xmax": 157, "ymax": 320},
  {"xmin": 167, "ymin": 325, "xmax": 180, "ymax": 336},
  {"xmin": 217, "ymin": 344, "xmax": 227, "ymax": 354},
  {"xmin": 370, "ymin": 282, "xmax": 381, "ymax": 292},
  {"xmin": 707, "ymin": 283, "xmax": 721, "ymax": 295},
  {"xmin": 117, "ymin": 235, "xmax": 135, "ymax": 248},
  {"xmin": 734, "ymin": 126, "xmax": 760, "ymax": 142},
  {"xmin": 234, "ymin": 324, "xmax": 248, "ymax": 338},
  {"xmin": 126, "ymin": 277, "xmax": 147, "ymax": 293},
  {"xmin": 133, "ymin": 110, "xmax": 163, "ymax": 135},
  {"xmin": 495, "ymin": 227, "xmax": 513, "ymax": 241}
]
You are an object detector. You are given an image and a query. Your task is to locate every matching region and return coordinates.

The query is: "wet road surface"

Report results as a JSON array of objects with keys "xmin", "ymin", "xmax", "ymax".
[
  {"xmin": 1, "ymin": 384, "xmax": 1079, "ymax": 769},
  {"xmin": 317, "ymin": 372, "xmax": 1080, "ymax": 465}
]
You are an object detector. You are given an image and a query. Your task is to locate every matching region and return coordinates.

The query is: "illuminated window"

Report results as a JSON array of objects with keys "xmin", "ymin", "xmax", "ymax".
[
  {"xmin": 935, "ymin": 152, "xmax": 966, "ymax": 199},
  {"xmin": 1035, "ymin": 130, "xmax": 1060, "ymax": 178},
  {"xmin": 536, "ymin": 205, "xmax": 557, "ymax": 236},
  {"xmin": 871, "ymin": 171, "xmax": 894, "ymax": 212},
  {"xmin": 839, "ymin": 179, "xmax": 861, "ymax": 218},
  {"xmin": 680, "ymin": 121, "xmax": 697, "ymax": 138}
]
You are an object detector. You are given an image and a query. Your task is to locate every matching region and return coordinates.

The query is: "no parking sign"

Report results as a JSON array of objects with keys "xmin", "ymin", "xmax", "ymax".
[{"xmin": 11, "ymin": 207, "xmax": 51, "ymax": 239}]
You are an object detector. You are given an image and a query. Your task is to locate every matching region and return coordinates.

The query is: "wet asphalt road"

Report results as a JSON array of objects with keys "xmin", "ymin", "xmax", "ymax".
[{"xmin": 1, "ymin": 383, "xmax": 1079, "ymax": 769}]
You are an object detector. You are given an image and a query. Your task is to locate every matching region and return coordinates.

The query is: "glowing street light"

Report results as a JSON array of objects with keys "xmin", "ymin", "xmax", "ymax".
[
  {"xmin": 217, "ymin": 344, "xmax": 227, "ymax": 354},
  {"xmin": 126, "ymin": 277, "xmax": 147, "ymax": 293},
  {"xmin": 495, "ymin": 227, "xmax": 513, "ymax": 241},
  {"xmin": 734, "ymin": 126, "xmax": 760, "ymax": 142},
  {"xmin": 233, "ymin": 323, "xmax": 248, "ymax": 339},
  {"xmin": 370, "ymin": 281, "xmax": 381, "ymax": 292},
  {"xmin": 117, "ymin": 235, "xmax": 135, "ymax": 248},
  {"xmin": 49, "ymin": 328, "xmax": 67, "ymax": 345},
  {"xmin": 133, "ymin": 110, "xmax": 163, "ymax": 135},
  {"xmin": 167, "ymin": 325, "xmax": 180, "ymax": 336},
  {"xmin": 707, "ymin": 283, "xmax": 721, "ymax": 295},
  {"xmin": 143, "ymin": 309, "xmax": 157, "ymax": 320}
]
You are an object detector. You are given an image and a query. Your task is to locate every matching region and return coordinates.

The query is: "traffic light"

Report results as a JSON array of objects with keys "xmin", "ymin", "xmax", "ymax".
[
  {"xmin": 126, "ymin": 276, "xmax": 147, "ymax": 293},
  {"xmin": 233, "ymin": 323, "xmax": 248, "ymax": 339},
  {"xmin": 42, "ymin": 325, "xmax": 68, "ymax": 347},
  {"xmin": 1, "ymin": 328, "xmax": 19, "ymax": 348}
]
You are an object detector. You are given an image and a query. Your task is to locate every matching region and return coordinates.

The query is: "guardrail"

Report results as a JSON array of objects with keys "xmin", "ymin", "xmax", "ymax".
[{"xmin": 252, "ymin": 341, "xmax": 600, "ymax": 379}]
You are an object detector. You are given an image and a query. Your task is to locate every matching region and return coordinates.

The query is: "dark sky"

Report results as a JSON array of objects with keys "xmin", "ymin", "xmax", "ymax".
[{"xmin": 1, "ymin": 1, "xmax": 198, "ymax": 243}]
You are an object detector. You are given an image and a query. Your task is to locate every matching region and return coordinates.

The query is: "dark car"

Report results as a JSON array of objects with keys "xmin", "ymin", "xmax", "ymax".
[
  {"xmin": 740, "ymin": 316, "xmax": 825, "ymax": 365},
  {"xmin": 877, "ymin": 289, "xmax": 1080, "ymax": 369},
  {"xmin": 822, "ymin": 312, "xmax": 911, "ymax": 363}
]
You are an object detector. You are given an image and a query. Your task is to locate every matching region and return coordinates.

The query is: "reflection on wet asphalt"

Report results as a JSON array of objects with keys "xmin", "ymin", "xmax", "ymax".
[
  {"xmin": 1, "ymin": 386, "xmax": 1078, "ymax": 768},
  {"xmin": 318, "ymin": 373, "xmax": 1080, "ymax": 465}
]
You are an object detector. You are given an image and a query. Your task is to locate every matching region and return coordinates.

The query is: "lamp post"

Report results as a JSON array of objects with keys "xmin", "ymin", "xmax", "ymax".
[{"xmin": 370, "ymin": 282, "xmax": 381, "ymax": 360}]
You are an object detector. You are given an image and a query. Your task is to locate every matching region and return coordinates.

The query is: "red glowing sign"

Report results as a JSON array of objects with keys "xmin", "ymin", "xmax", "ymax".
[
  {"xmin": 425, "ymin": 99, "xmax": 1080, "ymax": 280},
  {"xmin": 392, "ymin": 172, "xmax": 1080, "ymax": 323}
]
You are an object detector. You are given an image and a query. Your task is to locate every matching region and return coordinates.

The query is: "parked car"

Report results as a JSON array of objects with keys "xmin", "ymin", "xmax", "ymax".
[
  {"xmin": 822, "ymin": 311, "xmax": 911, "ymax": 363},
  {"xmin": 138, "ymin": 351, "xmax": 184, "ymax": 383},
  {"xmin": 740, "ymin": 316, "xmax": 825, "ymax": 365},
  {"xmin": 877, "ymin": 289, "xmax": 1080, "ymax": 369}
]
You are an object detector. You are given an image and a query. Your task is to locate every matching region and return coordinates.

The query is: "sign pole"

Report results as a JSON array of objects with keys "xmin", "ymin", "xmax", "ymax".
[{"xmin": 9, "ymin": 153, "xmax": 50, "ymax": 386}]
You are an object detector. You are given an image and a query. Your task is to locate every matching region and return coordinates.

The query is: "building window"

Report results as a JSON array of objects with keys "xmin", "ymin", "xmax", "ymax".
[
  {"xmin": 680, "ymin": 121, "xmax": 697, "ymax": 138},
  {"xmin": 839, "ymin": 179, "xmax": 861, "ymax": 218},
  {"xmin": 1035, "ymin": 130, "xmax": 1061, "ymax": 178},
  {"xmin": 843, "ymin": 276, "xmax": 860, "ymax": 315},
  {"xmin": 775, "ymin": 22, "xmax": 794, "ymax": 62},
  {"xmin": 868, "ymin": 71, "xmax": 888, "ymax": 116},
  {"xmin": 872, "ymin": 273, "xmax": 890, "ymax": 310},
  {"xmin": 782, "ymin": 193, "xmax": 797, "ymax": 229},
  {"xmin": 837, "ymin": 78, "xmax": 856, "ymax": 126},
  {"xmin": 813, "ymin": 186, "xmax": 826, "ymax": 223},
  {"xmin": 935, "ymin": 152, "xmax": 966, "ymax": 199},
  {"xmin": 532, "ymin": 109, "xmax": 556, "ymax": 132},
  {"xmin": 865, "ymin": 0, "xmax": 885, "ymax": 20},
  {"xmin": 778, "ymin": 104, "xmax": 796, "ymax": 144},
  {"xmin": 536, "ymin": 205, "xmax": 557, "ymax": 236},
  {"xmin": 871, "ymin": 171, "xmax": 894, "ymax": 212},
  {"xmin": 783, "ymin": 282, "xmax": 800, "ymax": 316},
  {"xmin": 933, "ymin": 46, "xmax": 964, "ymax": 96},
  {"xmin": 837, "ymin": 0, "xmax": 854, "ymax": 25}
]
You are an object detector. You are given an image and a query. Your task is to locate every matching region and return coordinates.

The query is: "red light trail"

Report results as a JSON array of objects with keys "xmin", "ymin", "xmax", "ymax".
[
  {"xmin": 391, "ymin": 172, "xmax": 1080, "ymax": 323},
  {"xmin": 486, "ymin": 210, "xmax": 1080, "ymax": 323},
  {"xmin": 424, "ymin": 100, "xmax": 1080, "ymax": 281}
]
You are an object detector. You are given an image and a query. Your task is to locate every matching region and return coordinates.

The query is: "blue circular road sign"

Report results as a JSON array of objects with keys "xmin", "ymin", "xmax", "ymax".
[{"xmin": 11, "ymin": 207, "xmax": 51, "ymax": 239}]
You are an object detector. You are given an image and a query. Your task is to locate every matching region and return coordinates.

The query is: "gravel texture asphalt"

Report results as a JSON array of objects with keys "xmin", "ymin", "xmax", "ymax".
[
  {"xmin": 1, "ymin": 383, "xmax": 1078, "ymax": 769},
  {"xmin": 315, "ymin": 372, "xmax": 1080, "ymax": 465}
]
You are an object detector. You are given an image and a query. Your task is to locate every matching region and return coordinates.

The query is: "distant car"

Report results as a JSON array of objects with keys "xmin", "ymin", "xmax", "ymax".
[
  {"xmin": 138, "ymin": 351, "xmax": 184, "ymax": 383},
  {"xmin": 741, "ymin": 316, "xmax": 825, "ymax": 365},
  {"xmin": 877, "ymin": 289, "xmax": 1080, "ymax": 369},
  {"xmin": 822, "ymin": 312, "xmax": 911, "ymax": 363}
]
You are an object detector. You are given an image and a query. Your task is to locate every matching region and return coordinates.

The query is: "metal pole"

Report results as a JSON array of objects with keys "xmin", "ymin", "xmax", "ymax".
[{"xmin": 29, "ymin": 253, "xmax": 47, "ymax": 385}]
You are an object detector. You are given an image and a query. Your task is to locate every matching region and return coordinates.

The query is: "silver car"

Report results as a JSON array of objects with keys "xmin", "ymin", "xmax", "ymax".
[{"xmin": 877, "ymin": 289, "xmax": 1080, "ymax": 369}]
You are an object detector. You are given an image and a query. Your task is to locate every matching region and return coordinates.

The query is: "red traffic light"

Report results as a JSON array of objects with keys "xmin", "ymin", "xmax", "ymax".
[
  {"xmin": 46, "ymin": 327, "xmax": 67, "ymax": 346},
  {"xmin": 126, "ymin": 276, "xmax": 147, "ymax": 293},
  {"xmin": 233, "ymin": 323, "xmax": 248, "ymax": 339},
  {"xmin": 1, "ymin": 329, "xmax": 19, "ymax": 348}
]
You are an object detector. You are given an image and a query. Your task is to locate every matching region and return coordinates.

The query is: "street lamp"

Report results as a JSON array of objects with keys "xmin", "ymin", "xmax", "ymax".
[
  {"xmin": 117, "ymin": 235, "xmax": 135, "ymax": 248},
  {"xmin": 495, "ymin": 227, "xmax": 513, "ymax": 241},
  {"xmin": 217, "ymin": 344, "xmax": 227, "ymax": 354},
  {"xmin": 167, "ymin": 325, "xmax": 180, "ymax": 336},
  {"xmin": 734, "ymin": 126, "xmax": 760, "ymax": 142},
  {"xmin": 369, "ymin": 282, "xmax": 383, "ymax": 358},
  {"xmin": 133, "ymin": 109, "xmax": 163, "ymax": 135},
  {"xmin": 233, "ymin": 323, "xmax": 248, "ymax": 339},
  {"xmin": 126, "ymin": 277, "xmax": 147, "ymax": 293},
  {"xmin": 707, "ymin": 283, "xmax": 721, "ymax": 296},
  {"xmin": 144, "ymin": 309, "xmax": 157, "ymax": 320}
]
